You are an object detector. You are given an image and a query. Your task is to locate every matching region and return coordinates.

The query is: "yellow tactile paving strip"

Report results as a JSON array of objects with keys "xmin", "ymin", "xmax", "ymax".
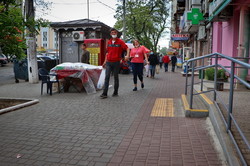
[{"xmin": 151, "ymin": 98, "xmax": 174, "ymax": 117}]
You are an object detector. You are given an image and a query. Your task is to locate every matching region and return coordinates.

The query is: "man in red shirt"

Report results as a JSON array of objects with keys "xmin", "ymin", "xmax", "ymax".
[
  {"xmin": 100, "ymin": 28, "xmax": 130, "ymax": 99},
  {"xmin": 162, "ymin": 54, "xmax": 170, "ymax": 72}
]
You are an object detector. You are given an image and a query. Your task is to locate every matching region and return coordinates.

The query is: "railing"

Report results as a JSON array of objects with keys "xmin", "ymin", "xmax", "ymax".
[{"xmin": 184, "ymin": 52, "xmax": 250, "ymax": 166}]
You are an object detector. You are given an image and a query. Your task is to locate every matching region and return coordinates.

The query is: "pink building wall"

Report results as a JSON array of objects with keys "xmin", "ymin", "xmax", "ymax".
[{"xmin": 212, "ymin": 5, "xmax": 241, "ymax": 67}]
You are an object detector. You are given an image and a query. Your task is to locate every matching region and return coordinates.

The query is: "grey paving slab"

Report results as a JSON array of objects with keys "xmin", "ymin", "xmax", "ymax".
[
  {"xmin": 0, "ymin": 66, "xmax": 154, "ymax": 165},
  {"xmin": 0, "ymin": 65, "xmax": 231, "ymax": 165}
]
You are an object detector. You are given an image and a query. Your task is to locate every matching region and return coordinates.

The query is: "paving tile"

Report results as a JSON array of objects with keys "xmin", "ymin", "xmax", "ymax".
[{"xmin": 0, "ymin": 68, "xmax": 227, "ymax": 166}]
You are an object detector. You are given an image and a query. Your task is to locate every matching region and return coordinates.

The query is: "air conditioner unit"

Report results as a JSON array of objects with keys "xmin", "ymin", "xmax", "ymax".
[
  {"xmin": 191, "ymin": 0, "xmax": 201, "ymax": 5},
  {"xmin": 197, "ymin": 26, "xmax": 206, "ymax": 40},
  {"xmin": 72, "ymin": 31, "xmax": 85, "ymax": 41}
]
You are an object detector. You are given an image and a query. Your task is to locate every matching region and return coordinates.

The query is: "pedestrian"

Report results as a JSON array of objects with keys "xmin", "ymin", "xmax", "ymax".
[
  {"xmin": 148, "ymin": 52, "xmax": 159, "ymax": 78},
  {"xmin": 171, "ymin": 52, "xmax": 177, "ymax": 72},
  {"xmin": 100, "ymin": 28, "xmax": 130, "ymax": 99},
  {"xmin": 81, "ymin": 43, "xmax": 90, "ymax": 64},
  {"xmin": 128, "ymin": 39, "xmax": 149, "ymax": 91},
  {"xmin": 162, "ymin": 54, "xmax": 170, "ymax": 72},
  {"xmin": 159, "ymin": 55, "xmax": 163, "ymax": 69},
  {"xmin": 144, "ymin": 60, "xmax": 150, "ymax": 77}
]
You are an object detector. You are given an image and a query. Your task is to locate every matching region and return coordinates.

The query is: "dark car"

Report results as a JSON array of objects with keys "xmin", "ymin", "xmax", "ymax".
[
  {"xmin": 37, "ymin": 55, "xmax": 55, "ymax": 61},
  {"xmin": 37, "ymin": 55, "xmax": 58, "ymax": 71},
  {"xmin": 0, "ymin": 54, "xmax": 8, "ymax": 66}
]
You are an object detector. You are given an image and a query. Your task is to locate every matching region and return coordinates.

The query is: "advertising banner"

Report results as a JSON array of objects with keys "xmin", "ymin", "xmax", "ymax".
[{"xmin": 171, "ymin": 34, "xmax": 190, "ymax": 41}]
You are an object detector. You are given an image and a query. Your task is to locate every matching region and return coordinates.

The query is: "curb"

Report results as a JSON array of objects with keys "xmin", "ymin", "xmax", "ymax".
[
  {"xmin": 184, "ymin": 89, "xmax": 241, "ymax": 166},
  {"xmin": 181, "ymin": 94, "xmax": 209, "ymax": 118},
  {"xmin": 0, "ymin": 98, "xmax": 39, "ymax": 115},
  {"xmin": 207, "ymin": 99, "xmax": 241, "ymax": 166}
]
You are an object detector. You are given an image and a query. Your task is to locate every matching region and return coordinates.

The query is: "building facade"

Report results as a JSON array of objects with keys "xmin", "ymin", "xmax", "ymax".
[
  {"xmin": 171, "ymin": 0, "xmax": 250, "ymax": 80},
  {"xmin": 36, "ymin": 27, "xmax": 58, "ymax": 53}
]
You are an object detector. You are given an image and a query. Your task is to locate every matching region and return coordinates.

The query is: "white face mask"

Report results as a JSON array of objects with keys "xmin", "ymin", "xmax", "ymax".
[{"xmin": 111, "ymin": 35, "xmax": 117, "ymax": 38}]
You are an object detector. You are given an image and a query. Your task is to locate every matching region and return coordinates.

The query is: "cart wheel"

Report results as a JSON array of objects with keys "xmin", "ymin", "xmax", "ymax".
[{"xmin": 15, "ymin": 79, "xmax": 19, "ymax": 83}]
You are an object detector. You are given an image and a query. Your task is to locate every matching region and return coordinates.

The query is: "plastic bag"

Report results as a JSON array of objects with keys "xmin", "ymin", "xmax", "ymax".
[
  {"xmin": 156, "ymin": 65, "xmax": 160, "ymax": 74},
  {"xmin": 97, "ymin": 69, "xmax": 106, "ymax": 89}
]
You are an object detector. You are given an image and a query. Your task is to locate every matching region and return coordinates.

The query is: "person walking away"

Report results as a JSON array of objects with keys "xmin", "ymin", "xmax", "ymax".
[
  {"xmin": 127, "ymin": 39, "xmax": 149, "ymax": 91},
  {"xmin": 162, "ymin": 54, "xmax": 170, "ymax": 72},
  {"xmin": 81, "ymin": 43, "xmax": 90, "ymax": 64},
  {"xmin": 171, "ymin": 52, "xmax": 177, "ymax": 72},
  {"xmin": 159, "ymin": 55, "xmax": 163, "ymax": 69},
  {"xmin": 100, "ymin": 28, "xmax": 129, "ymax": 99},
  {"xmin": 148, "ymin": 52, "xmax": 159, "ymax": 78}
]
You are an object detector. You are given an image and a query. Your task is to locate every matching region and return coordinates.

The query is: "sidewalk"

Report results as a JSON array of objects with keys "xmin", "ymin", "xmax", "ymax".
[{"xmin": 0, "ymin": 66, "xmax": 228, "ymax": 166}]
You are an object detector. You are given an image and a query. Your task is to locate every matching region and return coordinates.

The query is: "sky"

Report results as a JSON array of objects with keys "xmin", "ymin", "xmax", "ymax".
[{"xmin": 36, "ymin": 0, "xmax": 170, "ymax": 48}]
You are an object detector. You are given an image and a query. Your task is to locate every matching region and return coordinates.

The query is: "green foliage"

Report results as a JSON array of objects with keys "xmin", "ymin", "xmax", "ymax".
[
  {"xmin": 205, "ymin": 68, "xmax": 214, "ymax": 80},
  {"xmin": 0, "ymin": 0, "xmax": 51, "ymax": 60},
  {"xmin": 115, "ymin": 0, "xmax": 170, "ymax": 52},
  {"xmin": 159, "ymin": 47, "xmax": 167, "ymax": 55},
  {"xmin": 0, "ymin": 2, "xmax": 26, "ymax": 60},
  {"xmin": 205, "ymin": 68, "xmax": 228, "ymax": 81}
]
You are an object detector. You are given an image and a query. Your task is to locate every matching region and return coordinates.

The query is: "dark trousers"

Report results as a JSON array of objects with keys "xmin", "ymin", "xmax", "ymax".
[
  {"xmin": 172, "ymin": 63, "xmax": 176, "ymax": 72},
  {"xmin": 131, "ymin": 63, "xmax": 144, "ymax": 84},
  {"xmin": 149, "ymin": 65, "xmax": 156, "ymax": 77},
  {"xmin": 102, "ymin": 61, "xmax": 120, "ymax": 95},
  {"xmin": 159, "ymin": 62, "xmax": 163, "ymax": 68},
  {"xmin": 164, "ymin": 63, "xmax": 169, "ymax": 72}
]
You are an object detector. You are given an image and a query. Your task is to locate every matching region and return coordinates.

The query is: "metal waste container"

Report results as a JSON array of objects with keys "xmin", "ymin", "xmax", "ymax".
[
  {"xmin": 13, "ymin": 59, "xmax": 28, "ymax": 83},
  {"xmin": 199, "ymin": 70, "xmax": 205, "ymax": 79}
]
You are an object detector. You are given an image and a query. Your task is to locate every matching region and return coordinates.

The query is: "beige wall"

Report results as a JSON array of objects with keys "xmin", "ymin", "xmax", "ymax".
[{"xmin": 36, "ymin": 27, "xmax": 58, "ymax": 52}]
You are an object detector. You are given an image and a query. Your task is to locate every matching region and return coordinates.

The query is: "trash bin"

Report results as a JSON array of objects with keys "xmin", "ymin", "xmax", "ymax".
[
  {"xmin": 199, "ymin": 70, "xmax": 205, "ymax": 79},
  {"xmin": 216, "ymin": 78, "xmax": 224, "ymax": 91},
  {"xmin": 13, "ymin": 59, "xmax": 28, "ymax": 83}
]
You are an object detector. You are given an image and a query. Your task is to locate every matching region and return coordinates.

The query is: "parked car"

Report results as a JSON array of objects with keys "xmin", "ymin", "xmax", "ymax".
[
  {"xmin": 37, "ymin": 55, "xmax": 55, "ymax": 61},
  {"xmin": 0, "ymin": 54, "xmax": 8, "ymax": 66},
  {"xmin": 36, "ymin": 55, "xmax": 58, "ymax": 71}
]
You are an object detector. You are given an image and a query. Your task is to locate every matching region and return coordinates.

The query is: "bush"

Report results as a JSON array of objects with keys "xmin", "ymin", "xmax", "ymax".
[
  {"xmin": 205, "ymin": 68, "xmax": 214, "ymax": 80},
  {"xmin": 205, "ymin": 68, "xmax": 227, "ymax": 81}
]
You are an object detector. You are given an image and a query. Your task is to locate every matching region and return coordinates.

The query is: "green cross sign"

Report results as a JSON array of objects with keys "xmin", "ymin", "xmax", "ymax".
[{"xmin": 187, "ymin": 8, "xmax": 204, "ymax": 25}]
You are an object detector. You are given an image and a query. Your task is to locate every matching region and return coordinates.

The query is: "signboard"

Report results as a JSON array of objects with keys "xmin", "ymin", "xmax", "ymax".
[
  {"xmin": 187, "ymin": 8, "xmax": 204, "ymax": 25},
  {"xmin": 171, "ymin": 34, "xmax": 190, "ymax": 41},
  {"xmin": 209, "ymin": 0, "xmax": 232, "ymax": 21},
  {"xmin": 172, "ymin": 42, "xmax": 180, "ymax": 49}
]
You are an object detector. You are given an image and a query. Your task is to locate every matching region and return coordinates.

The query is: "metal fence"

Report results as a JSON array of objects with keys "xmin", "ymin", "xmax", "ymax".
[{"xmin": 184, "ymin": 52, "xmax": 250, "ymax": 166}]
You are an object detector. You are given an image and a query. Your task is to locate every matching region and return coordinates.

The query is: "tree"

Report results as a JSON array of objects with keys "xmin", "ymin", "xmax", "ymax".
[
  {"xmin": 0, "ymin": 0, "xmax": 26, "ymax": 59},
  {"xmin": 0, "ymin": 0, "xmax": 51, "ymax": 60},
  {"xmin": 114, "ymin": 0, "xmax": 170, "ymax": 52},
  {"xmin": 159, "ymin": 47, "xmax": 167, "ymax": 55}
]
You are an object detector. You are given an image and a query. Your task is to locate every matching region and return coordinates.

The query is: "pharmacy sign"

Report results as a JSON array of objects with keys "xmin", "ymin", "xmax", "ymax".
[{"xmin": 187, "ymin": 8, "xmax": 204, "ymax": 25}]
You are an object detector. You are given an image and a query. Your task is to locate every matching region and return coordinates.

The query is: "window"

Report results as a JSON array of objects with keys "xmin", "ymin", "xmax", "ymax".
[
  {"xmin": 43, "ymin": 32, "xmax": 47, "ymax": 42},
  {"xmin": 43, "ymin": 43, "xmax": 47, "ymax": 48}
]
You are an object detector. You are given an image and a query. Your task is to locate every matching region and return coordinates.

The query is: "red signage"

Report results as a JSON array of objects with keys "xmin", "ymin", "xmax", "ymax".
[{"xmin": 171, "ymin": 34, "xmax": 190, "ymax": 41}]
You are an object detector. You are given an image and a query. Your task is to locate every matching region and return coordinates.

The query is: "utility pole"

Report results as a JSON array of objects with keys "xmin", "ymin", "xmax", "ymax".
[
  {"xmin": 25, "ymin": 0, "xmax": 38, "ymax": 83},
  {"xmin": 87, "ymin": 0, "xmax": 89, "ymax": 21},
  {"xmin": 122, "ymin": 0, "xmax": 126, "ymax": 41}
]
